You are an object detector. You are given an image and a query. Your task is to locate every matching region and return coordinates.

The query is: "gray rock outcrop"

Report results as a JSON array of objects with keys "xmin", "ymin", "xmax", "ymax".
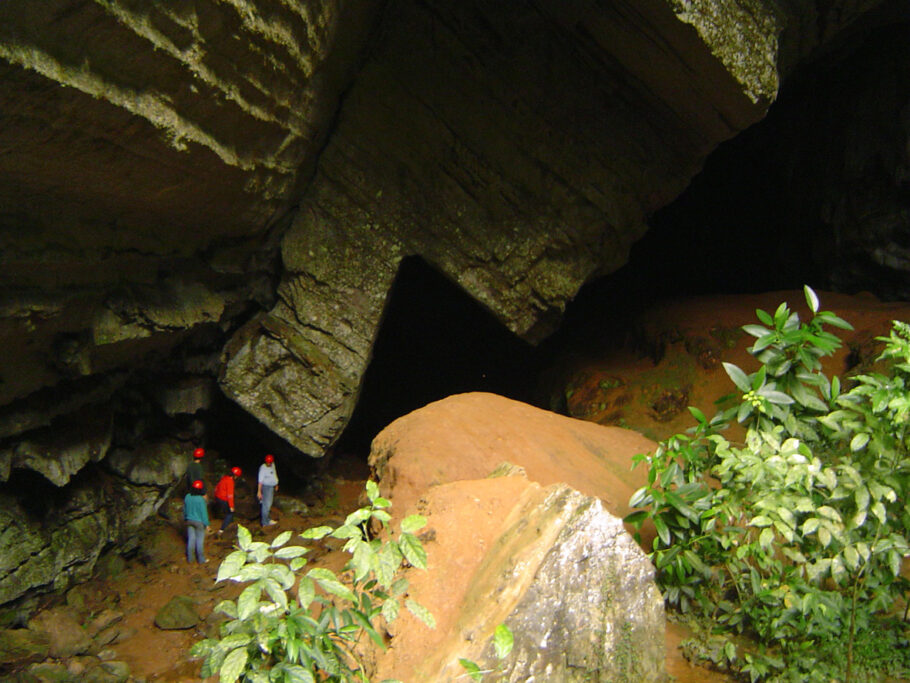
[
  {"xmin": 0, "ymin": 0, "xmax": 903, "ymax": 609},
  {"xmin": 374, "ymin": 477, "xmax": 665, "ymax": 682},
  {"xmin": 0, "ymin": 0, "xmax": 893, "ymax": 460}
]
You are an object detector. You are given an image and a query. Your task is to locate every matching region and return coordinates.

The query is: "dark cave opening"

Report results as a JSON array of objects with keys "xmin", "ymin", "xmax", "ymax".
[
  {"xmin": 546, "ymin": 15, "xmax": 910, "ymax": 359},
  {"xmin": 332, "ymin": 256, "xmax": 542, "ymax": 456},
  {"xmin": 204, "ymin": 14, "xmax": 907, "ymax": 472}
]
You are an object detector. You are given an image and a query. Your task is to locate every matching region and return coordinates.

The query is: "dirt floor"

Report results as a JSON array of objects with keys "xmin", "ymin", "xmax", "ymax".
[
  {"xmin": 62, "ymin": 451, "xmax": 730, "ymax": 682},
  {"xmin": 28, "ymin": 289, "xmax": 910, "ymax": 682}
]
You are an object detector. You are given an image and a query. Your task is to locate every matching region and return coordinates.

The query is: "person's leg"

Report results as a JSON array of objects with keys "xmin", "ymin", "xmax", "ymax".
[
  {"xmin": 217, "ymin": 499, "xmax": 232, "ymax": 532},
  {"xmin": 196, "ymin": 526, "xmax": 206, "ymax": 563},
  {"xmin": 186, "ymin": 525, "xmax": 197, "ymax": 563},
  {"xmin": 261, "ymin": 485, "xmax": 274, "ymax": 525}
]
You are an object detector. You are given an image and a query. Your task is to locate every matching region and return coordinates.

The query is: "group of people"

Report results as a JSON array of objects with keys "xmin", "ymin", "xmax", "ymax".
[{"xmin": 181, "ymin": 448, "xmax": 280, "ymax": 564}]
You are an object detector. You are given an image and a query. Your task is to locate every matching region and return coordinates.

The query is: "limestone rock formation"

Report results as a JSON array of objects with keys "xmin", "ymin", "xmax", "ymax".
[
  {"xmin": 373, "ymin": 476, "xmax": 665, "ymax": 682},
  {"xmin": 0, "ymin": 0, "xmax": 902, "ymax": 608},
  {"xmin": 220, "ymin": 0, "xmax": 898, "ymax": 456},
  {"xmin": 369, "ymin": 392, "xmax": 665, "ymax": 679},
  {"xmin": 0, "ymin": 440, "xmax": 187, "ymax": 606}
]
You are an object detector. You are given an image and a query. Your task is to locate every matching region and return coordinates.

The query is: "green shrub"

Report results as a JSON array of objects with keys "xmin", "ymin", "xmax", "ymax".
[
  {"xmin": 626, "ymin": 287, "xmax": 910, "ymax": 682},
  {"xmin": 190, "ymin": 480, "xmax": 434, "ymax": 683}
]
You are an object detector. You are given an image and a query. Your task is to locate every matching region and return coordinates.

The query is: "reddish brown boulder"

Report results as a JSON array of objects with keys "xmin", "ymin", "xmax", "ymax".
[{"xmin": 368, "ymin": 391, "xmax": 656, "ymax": 525}]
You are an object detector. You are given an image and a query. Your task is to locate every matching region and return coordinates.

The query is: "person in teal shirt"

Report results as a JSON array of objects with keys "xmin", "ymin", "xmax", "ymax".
[{"xmin": 183, "ymin": 479, "xmax": 210, "ymax": 564}]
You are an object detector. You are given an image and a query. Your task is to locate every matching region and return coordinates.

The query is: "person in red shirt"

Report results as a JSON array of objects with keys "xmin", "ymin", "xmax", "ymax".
[{"xmin": 214, "ymin": 466, "xmax": 242, "ymax": 534}]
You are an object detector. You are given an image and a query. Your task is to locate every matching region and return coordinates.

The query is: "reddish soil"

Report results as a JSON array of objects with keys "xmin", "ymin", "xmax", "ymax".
[{"xmin": 32, "ymin": 289, "xmax": 908, "ymax": 682}]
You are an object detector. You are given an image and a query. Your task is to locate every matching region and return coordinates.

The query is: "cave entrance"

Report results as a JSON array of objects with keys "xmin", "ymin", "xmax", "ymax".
[{"xmin": 333, "ymin": 256, "xmax": 542, "ymax": 458}]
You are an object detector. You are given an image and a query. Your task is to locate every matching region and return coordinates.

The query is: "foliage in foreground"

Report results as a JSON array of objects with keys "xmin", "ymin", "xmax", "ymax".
[
  {"xmin": 458, "ymin": 623, "xmax": 514, "ymax": 681},
  {"xmin": 626, "ymin": 287, "xmax": 910, "ymax": 682},
  {"xmin": 190, "ymin": 480, "xmax": 434, "ymax": 683}
]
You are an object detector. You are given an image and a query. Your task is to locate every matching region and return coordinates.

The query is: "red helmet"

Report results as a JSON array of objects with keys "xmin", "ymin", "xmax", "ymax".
[
  {"xmin": 264, "ymin": 454, "xmax": 274, "ymax": 464},
  {"xmin": 193, "ymin": 448, "xmax": 205, "ymax": 459},
  {"xmin": 231, "ymin": 466, "xmax": 242, "ymax": 477},
  {"xmin": 191, "ymin": 479, "xmax": 204, "ymax": 490}
]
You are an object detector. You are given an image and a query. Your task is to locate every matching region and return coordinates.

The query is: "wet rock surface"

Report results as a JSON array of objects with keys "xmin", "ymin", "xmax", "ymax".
[{"xmin": 0, "ymin": 0, "xmax": 905, "ymax": 617}]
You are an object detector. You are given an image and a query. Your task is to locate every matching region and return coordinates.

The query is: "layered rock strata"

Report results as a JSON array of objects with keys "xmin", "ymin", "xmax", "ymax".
[{"xmin": 0, "ymin": 0, "xmax": 899, "ymax": 607}]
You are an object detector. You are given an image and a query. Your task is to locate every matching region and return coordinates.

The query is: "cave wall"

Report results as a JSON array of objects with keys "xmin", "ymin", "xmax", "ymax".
[
  {"xmin": 643, "ymin": 8, "xmax": 910, "ymax": 300},
  {"xmin": 219, "ymin": 0, "xmax": 792, "ymax": 455},
  {"xmin": 0, "ymin": 0, "xmax": 902, "ymax": 606}
]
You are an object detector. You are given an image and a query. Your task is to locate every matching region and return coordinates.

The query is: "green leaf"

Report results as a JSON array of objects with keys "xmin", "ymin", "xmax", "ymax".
[
  {"xmin": 218, "ymin": 634, "xmax": 253, "ymax": 650},
  {"xmin": 842, "ymin": 545, "xmax": 860, "ymax": 570},
  {"xmin": 371, "ymin": 510, "xmax": 392, "ymax": 524},
  {"xmin": 758, "ymin": 390, "xmax": 794, "ymax": 405},
  {"xmin": 773, "ymin": 302, "xmax": 789, "ymax": 328},
  {"xmin": 214, "ymin": 599, "xmax": 238, "ymax": 618},
  {"xmin": 331, "ymin": 524, "xmax": 362, "ymax": 540},
  {"xmin": 300, "ymin": 526, "xmax": 332, "ymax": 540},
  {"xmin": 217, "ymin": 551, "xmax": 247, "ymax": 582},
  {"xmin": 723, "ymin": 362, "xmax": 752, "ymax": 392},
  {"xmin": 759, "ymin": 527, "xmax": 774, "ymax": 550},
  {"xmin": 804, "ymin": 285, "xmax": 819, "ymax": 314},
  {"xmin": 459, "ymin": 658, "xmax": 483, "ymax": 682},
  {"xmin": 871, "ymin": 501, "xmax": 887, "ymax": 524},
  {"xmin": 850, "ymin": 433, "xmax": 870, "ymax": 452},
  {"xmin": 237, "ymin": 583, "xmax": 261, "ymax": 620},
  {"xmin": 351, "ymin": 539, "xmax": 373, "ymax": 582},
  {"xmin": 382, "ymin": 597, "xmax": 400, "ymax": 623},
  {"xmin": 345, "ymin": 508, "xmax": 372, "ymax": 526},
  {"xmin": 817, "ymin": 311, "xmax": 854, "ymax": 330},
  {"xmin": 401, "ymin": 514, "xmax": 427, "ymax": 534},
  {"xmin": 189, "ymin": 638, "xmax": 218, "ymax": 659},
  {"xmin": 399, "ymin": 532, "xmax": 428, "ymax": 569},
  {"xmin": 405, "ymin": 599, "xmax": 436, "ymax": 628},
  {"xmin": 283, "ymin": 665, "xmax": 316, "ymax": 683},
  {"xmin": 263, "ymin": 578, "xmax": 289, "ymax": 612},
  {"xmin": 653, "ymin": 515, "xmax": 671, "ymax": 547},
  {"xmin": 219, "ymin": 647, "xmax": 249, "ymax": 683},
  {"xmin": 298, "ymin": 576, "xmax": 315, "ymax": 610},
  {"xmin": 493, "ymin": 623, "xmax": 514, "ymax": 660},
  {"xmin": 366, "ymin": 479, "xmax": 381, "ymax": 502},
  {"xmin": 307, "ymin": 569, "xmax": 357, "ymax": 603},
  {"xmin": 376, "ymin": 541, "xmax": 402, "ymax": 587},
  {"xmin": 624, "ymin": 510, "xmax": 649, "ymax": 528},
  {"xmin": 756, "ymin": 308, "xmax": 773, "ymax": 326},
  {"xmin": 237, "ymin": 525, "xmax": 252, "ymax": 551},
  {"xmin": 270, "ymin": 531, "xmax": 293, "ymax": 548},
  {"xmin": 750, "ymin": 515, "xmax": 772, "ymax": 528},
  {"xmin": 743, "ymin": 324, "xmax": 771, "ymax": 339},
  {"xmin": 688, "ymin": 406, "xmax": 707, "ymax": 423},
  {"xmin": 274, "ymin": 545, "xmax": 309, "ymax": 560}
]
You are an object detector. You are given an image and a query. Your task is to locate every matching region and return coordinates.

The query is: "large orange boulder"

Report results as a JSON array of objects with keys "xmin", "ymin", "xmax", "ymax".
[{"xmin": 368, "ymin": 391, "xmax": 656, "ymax": 525}]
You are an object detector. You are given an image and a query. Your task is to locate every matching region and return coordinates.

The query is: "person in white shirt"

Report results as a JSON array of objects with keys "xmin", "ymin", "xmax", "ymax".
[{"xmin": 257, "ymin": 454, "xmax": 279, "ymax": 527}]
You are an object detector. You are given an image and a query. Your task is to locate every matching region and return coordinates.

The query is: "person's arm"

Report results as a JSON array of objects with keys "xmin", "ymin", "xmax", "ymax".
[{"xmin": 228, "ymin": 480, "xmax": 235, "ymax": 511}]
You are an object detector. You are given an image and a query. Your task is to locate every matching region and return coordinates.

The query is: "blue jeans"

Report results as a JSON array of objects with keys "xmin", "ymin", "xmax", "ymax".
[
  {"xmin": 260, "ymin": 485, "xmax": 275, "ymax": 525},
  {"xmin": 216, "ymin": 499, "xmax": 233, "ymax": 532},
  {"xmin": 186, "ymin": 522, "xmax": 205, "ymax": 563}
]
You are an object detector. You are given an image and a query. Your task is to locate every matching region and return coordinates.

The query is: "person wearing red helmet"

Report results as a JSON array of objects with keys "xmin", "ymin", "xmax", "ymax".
[
  {"xmin": 183, "ymin": 479, "xmax": 210, "ymax": 564},
  {"xmin": 257, "ymin": 454, "xmax": 279, "ymax": 527},
  {"xmin": 214, "ymin": 466, "xmax": 242, "ymax": 534},
  {"xmin": 185, "ymin": 447, "xmax": 205, "ymax": 494}
]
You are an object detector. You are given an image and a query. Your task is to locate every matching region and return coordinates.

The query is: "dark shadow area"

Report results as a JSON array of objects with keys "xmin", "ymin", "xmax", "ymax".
[
  {"xmin": 202, "ymin": 392, "xmax": 318, "ymax": 490},
  {"xmin": 333, "ymin": 256, "xmax": 542, "ymax": 455},
  {"xmin": 544, "ymin": 15, "xmax": 910, "ymax": 359}
]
